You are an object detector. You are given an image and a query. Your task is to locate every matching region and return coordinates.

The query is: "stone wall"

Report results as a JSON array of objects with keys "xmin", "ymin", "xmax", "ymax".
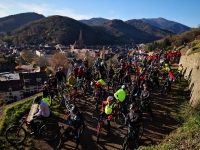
[{"xmin": 180, "ymin": 52, "xmax": 200, "ymax": 106}]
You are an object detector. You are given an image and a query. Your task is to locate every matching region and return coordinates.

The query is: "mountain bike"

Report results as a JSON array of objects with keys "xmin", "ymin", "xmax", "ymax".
[
  {"xmin": 122, "ymin": 123, "xmax": 144, "ymax": 150},
  {"xmin": 93, "ymin": 116, "xmax": 107, "ymax": 144},
  {"xmin": 114, "ymin": 102, "xmax": 126, "ymax": 128},
  {"xmin": 57, "ymin": 124, "xmax": 84, "ymax": 150},
  {"xmin": 5, "ymin": 115, "xmax": 59, "ymax": 144}
]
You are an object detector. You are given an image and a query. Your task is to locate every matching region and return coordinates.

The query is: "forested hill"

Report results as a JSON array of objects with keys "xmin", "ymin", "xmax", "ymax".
[{"xmin": 0, "ymin": 12, "xmax": 45, "ymax": 32}]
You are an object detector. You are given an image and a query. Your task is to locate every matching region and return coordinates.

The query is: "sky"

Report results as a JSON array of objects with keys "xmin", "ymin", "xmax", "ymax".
[{"xmin": 0, "ymin": 0, "xmax": 200, "ymax": 28}]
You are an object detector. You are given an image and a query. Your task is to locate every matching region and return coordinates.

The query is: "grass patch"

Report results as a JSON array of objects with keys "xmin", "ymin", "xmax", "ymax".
[
  {"xmin": 139, "ymin": 80, "xmax": 200, "ymax": 150},
  {"xmin": 187, "ymin": 40, "xmax": 200, "ymax": 55},
  {"xmin": 0, "ymin": 96, "xmax": 61, "ymax": 150}
]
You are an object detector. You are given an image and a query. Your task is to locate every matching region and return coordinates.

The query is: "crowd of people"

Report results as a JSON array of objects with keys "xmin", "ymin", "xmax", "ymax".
[{"xmin": 30, "ymin": 48, "xmax": 183, "ymax": 149}]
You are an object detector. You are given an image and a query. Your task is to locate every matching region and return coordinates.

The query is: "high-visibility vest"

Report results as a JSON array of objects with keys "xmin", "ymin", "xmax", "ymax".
[
  {"xmin": 105, "ymin": 103, "xmax": 116, "ymax": 115},
  {"xmin": 177, "ymin": 66, "xmax": 183, "ymax": 73},
  {"xmin": 43, "ymin": 97, "xmax": 51, "ymax": 106}
]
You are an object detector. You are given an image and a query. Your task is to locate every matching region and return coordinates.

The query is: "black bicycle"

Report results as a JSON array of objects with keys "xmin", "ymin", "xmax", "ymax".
[
  {"xmin": 114, "ymin": 102, "xmax": 126, "ymax": 128},
  {"xmin": 122, "ymin": 123, "xmax": 144, "ymax": 150}
]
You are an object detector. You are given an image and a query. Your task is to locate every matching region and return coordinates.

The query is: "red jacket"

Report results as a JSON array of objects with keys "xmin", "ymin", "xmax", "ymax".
[{"xmin": 169, "ymin": 71, "xmax": 175, "ymax": 80}]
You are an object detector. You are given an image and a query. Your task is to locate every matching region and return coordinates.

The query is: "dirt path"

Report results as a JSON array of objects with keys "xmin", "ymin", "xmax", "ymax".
[{"xmin": 30, "ymin": 76, "xmax": 181, "ymax": 150}]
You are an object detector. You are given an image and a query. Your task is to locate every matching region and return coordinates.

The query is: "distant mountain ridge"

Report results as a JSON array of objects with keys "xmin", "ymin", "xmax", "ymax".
[
  {"xmin": 0, "ymin": 12, "xmax": 45, "ymax": 32},
  {"xmin": 79, "ymin": 18, "xmax": 109, "ymax": 25},
  {"xmin": 140, "ymin": 17, "xmax": 191, "ymax": 33}
]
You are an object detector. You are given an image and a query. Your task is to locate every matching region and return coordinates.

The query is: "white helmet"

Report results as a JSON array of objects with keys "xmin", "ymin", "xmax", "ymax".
[
  {"xmin": 107, "ymin": 96, "xmax": 114, "ymax": 101},
  {"xmin": 179, "ymin": 63, "xmax": 182, "ymax": 66},
  {"xmin": 101, "ymin": 62, "xmax": 104, "ymax": 65},
  {"xmin": 84, "ymin": 57, "xmax": 87, "ymax": 61},
  {"xmin": 90, "ymin": 81, "xmax": 94, "ymax": 86},
  {"xmin": 121, "ymin": 85, "xmax": 125, "ymax": 89},
  {"xmin": 74, "ymin": 63, "xmax": 77, "ymax": 67}
]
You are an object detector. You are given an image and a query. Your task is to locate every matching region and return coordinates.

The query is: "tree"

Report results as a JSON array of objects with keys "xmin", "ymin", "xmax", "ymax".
[
  {"xmin": 49, "ymin": 52, "xmax": 67, "ymax": 69},
  {"xmin": 45, "ymin": 67, "xmax": 52, "ymax": 76},
  {"xmin": 37, "ymin": 56, "xmax": 47, "ymax": 67},
  {"xmin": 21, "ymin": 50, "xmax": 37, "ymax": 63}
]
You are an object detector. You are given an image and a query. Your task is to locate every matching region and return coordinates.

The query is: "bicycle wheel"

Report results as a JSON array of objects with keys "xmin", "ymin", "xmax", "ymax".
[
  {"xmin": 122, "ymin": 136, "xmax": 129, "ymax": 150},
  {"xmin": 114, "ymin": 112, "xmax": 126, "ymax": 128},
  {"xmin": 6, "ymin": 125, "xmax": 27, "ymax": 144},
  {"xmin": 39, "ymin": 123, "xmax": 59, "ymax": 141}
]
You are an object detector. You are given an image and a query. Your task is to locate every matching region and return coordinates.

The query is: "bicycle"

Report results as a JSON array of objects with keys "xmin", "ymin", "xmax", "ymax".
[
  {"xmin": 57, "ymin": 124, "xmax": 84, "ymax": 150},
  {"xmin": 92, "ymin": 86, "xmax": 107, "ymax": 110},
  {"xmin": 114, "ymin": 101, "xmax": 126, "ymax": 128},
  {"xmin": 5, "ymin": 114, "xmax": 59, "ymax": 144},
  {"xmin": 92, "ymin": 116, "xmax": 107, "ymax": 144},
  {"xmin": 122, "ymin": 123, "xmax": 144, "ymax": 150}
]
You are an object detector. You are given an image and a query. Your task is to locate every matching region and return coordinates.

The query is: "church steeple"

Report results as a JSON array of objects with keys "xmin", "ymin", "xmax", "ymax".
[{"xmin": 79, "ymin": 30, "xmax": 83, "ymax": 49}]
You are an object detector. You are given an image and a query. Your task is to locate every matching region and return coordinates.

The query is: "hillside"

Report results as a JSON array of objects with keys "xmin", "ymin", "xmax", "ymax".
[
  {"xmin": 9, "ymin": 15, "xmax": 124, "ymax": 45},
  {"xmin": 93, "ymin": 19, "xmax": 160, "ymax": 43},
  {"xmin": 140, "ymin": 17, "xmax": 191, "ymax": 33},
  {"xmin": 79, "ymin": 17, "xmax": 109, "ymax": 25},
  {"xmin": 125, "ymin": 19, "xmax": 174, "ymax": 38},
  {"xmin": 0, "ymin": 12, "xmax": 44, "ymax": 32}
]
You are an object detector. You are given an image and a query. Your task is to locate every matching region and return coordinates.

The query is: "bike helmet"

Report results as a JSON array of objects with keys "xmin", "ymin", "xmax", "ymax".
[
  {"xmin": 74, "ymin": 63, "xmax": 77, "ymax": 67},
  {"xmin": 71, "ymin": 105, "xmax": 78, "ymax": 114},
  {"xmin": 143, "ymin": 83, "xmax": 148, "ymax": 87},
  {"xmin": 84, "ymin": 57, "xmax": 87, "ymax": 61},
  {"xmin": 69, "ymin": 72, "xmax": 74, "ymax": 76},
  {"xmin": 129, "ymin": 103, "xmax": 137, "ymax": 110},
  {"xmin": 44, "ymin": 81, "xmax": 48, "ymax": 84},
  {"xmin": 90, "ymin": 81, "xmax": 94, "ymax": 86},
  {"xmin": 121, "ymin": 85, "xmax": 126, "ymax": 89},
  {"xmin": 107, "ymin": 96, "xmax": 114, "ymax": 101},
  {"xmin": 132, "ymin": 80, "xmax": 137, "ymax": 83},
  {"xmin": 33, "ymin": 96, "xmax": 41, "ymax": 103},
  {"xmin": 49, "ymin": 74, "xmax": 53, "ymax": 78}
]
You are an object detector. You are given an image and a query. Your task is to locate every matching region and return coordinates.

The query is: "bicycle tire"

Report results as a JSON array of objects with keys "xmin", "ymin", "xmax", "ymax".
[
  {"xmin": 114, "ymin": 112, "xmax": 126, "ymax": 128},
  {"xmin": 6, "ymin": 125, "xmax": 27, "ymax": 144},
  {"xmin": 122, "ymin": 136, "xmax": 129, "ymax": 150},
  {"xmin": 39, "ymin": 123, "xmax": 59, "ymax": 141}
]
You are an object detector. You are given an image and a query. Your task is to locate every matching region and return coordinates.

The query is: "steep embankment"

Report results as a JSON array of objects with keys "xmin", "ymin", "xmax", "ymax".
[{"xmin": 180, "ymin": 45, "xmax": 200, "ymax": 106}]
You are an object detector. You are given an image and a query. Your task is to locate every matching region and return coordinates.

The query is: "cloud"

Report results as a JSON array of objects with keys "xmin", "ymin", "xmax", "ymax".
[
  {"xmin": 52, "ymin": 8, "xmax": 92, "ymax": 20},
  {"xmin": 17, "ymin": 3, "xmax": 50, "ymax": 14},
  {"xmin": 0, "ymin": 2, "xmax": 15, "ymax": 17}
]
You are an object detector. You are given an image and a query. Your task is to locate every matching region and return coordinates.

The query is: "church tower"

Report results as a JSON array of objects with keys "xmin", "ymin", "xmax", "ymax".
[{"xmin": 78, "ymin": 30, "xmax": 83, "ymax": 49}]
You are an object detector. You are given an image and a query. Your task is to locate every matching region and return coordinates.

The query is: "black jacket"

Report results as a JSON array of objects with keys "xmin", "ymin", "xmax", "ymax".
[
  {"xmin": 127, "ymin": 109, "xmax": 142, "ymax": 127},
  {"xmin": 55, "ymin": 71, "xmax": 66, "ymax": 81}
]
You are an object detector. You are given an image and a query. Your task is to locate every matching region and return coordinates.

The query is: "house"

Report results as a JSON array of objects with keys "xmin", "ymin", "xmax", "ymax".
[
  {"xmin": 19, "ymin": 72, "xmax": 48, "ymax": 97},
  {"xmin": 0, "ymin": 80, "xmax": 24, "ymax": 103}
]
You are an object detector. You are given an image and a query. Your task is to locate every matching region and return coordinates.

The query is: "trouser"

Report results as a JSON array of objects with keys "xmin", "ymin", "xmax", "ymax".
[
  {"xmin": 153, "ymin": 77, "xmax": 160, "ymax": 89},
  {"xmin": 128, "ymin": 125, "xmax": 139, "ymax": 148},
  {"xmin": 100, "ymin": 112, "xmax": 110, "ymax": 135},
  {"xmin": 142, "ymin": 101, "xmax": 154, "ymax": 118},
  {"xmin": 29, "ymin": 115, "xmax": 45, "ymax": 133}
]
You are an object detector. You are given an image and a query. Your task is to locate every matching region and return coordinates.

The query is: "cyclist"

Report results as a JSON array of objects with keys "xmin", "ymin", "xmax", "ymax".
[
  {"xmin": 114, "ymin": 85, "xmax": 127, "ymax": 113},
  {"xmin": 55, "ymin": 68, "xmax": 66, "ymax": 88},
  {"xmin": 101, "ymin": 96, "xmax": 118, "ymax": 137},
  {"xmin": 66, "ymin": 105, "xmax": 84, "ymax": 149},
  {"xmin": 150, "ymin": 66, "xmax": 160, "ymax": 89},
  {"xmin": 68, "ymin": 73, "xmax": 78, "ymax": 87},
  {"xmin": 73, "ymin": 63, "xmax": 79, "ymax": 78},
  {"xmin": 118, "ymin": 65, "xmax": 125, "ymax": 85},
  {"xmin": 129, "ymin": 80, "xmax": 139, "ymax": 103},
  {"xmin": 83, "ymin": 57, "xmax": 88, "ymax": 68},
  {"xmin": 39, "ymin": 81, "xmax": 57, "ymax": 106},
  {"xmin": 161, "ymin": 69, "xmax": 175, "ymax": 94},
  {"xmin": 93, "ymin": 68, "xmax": 102, "ymax": 81},
  {"xmin": 126, "ymin": 103, "xmax": 142, "ymax": 149},
  {"xmin": 99, "ymin": 62, "xmax": 107, "ymax": 79},
  {"xmin": 91, "ymin": 78, "xmax": 107, "ymax": 99},
  {"xmin": 48, "ymin": 74, "xmax": 57, "ymax": 88},
  {"xmin": 140, "ymin": 83, "xmax": 154, "ymax": 121},
  {"xmin": 77, "ymin": 66, "xmax": 85, "ymax": 79},
  {"xmin": 176, "ymin": 63, "xmax": 183, "ymax": 81},
  {"xmin": 107, "ymin": 65, "xmax": 114, "ymax": 79},
  {"xmin": 29, "ymin": 96, "xmax": 50, "ymax": 134},
  {"xmin": 123, "ymin": 71, "xmax": 131, "ymax": 89}
]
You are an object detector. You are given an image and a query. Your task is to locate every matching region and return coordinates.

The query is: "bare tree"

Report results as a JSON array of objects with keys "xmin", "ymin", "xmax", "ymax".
[{"xmin": 49, "ymin": 52, "xmax": 68, "ymax": 69}]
